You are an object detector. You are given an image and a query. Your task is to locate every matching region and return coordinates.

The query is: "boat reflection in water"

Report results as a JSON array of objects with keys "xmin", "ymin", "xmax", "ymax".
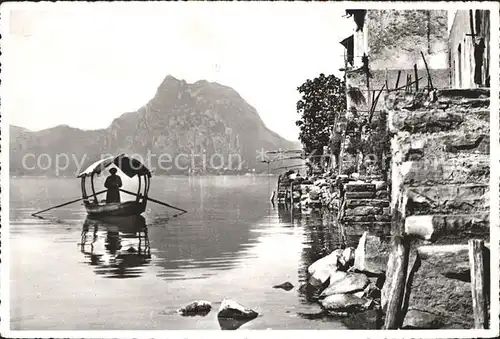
[{"xmin": 80, "ymin": 215, "xmax": 151, "ymax": 278}]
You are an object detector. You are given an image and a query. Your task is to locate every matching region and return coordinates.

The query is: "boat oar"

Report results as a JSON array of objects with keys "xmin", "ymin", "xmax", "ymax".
[
  {"xmin": 32, "ymin": 189, "xmax": 107, "ymax": 217},
  {"xmin": 119, "ymin": 188, "xmax": 188, "ymax": 214}
]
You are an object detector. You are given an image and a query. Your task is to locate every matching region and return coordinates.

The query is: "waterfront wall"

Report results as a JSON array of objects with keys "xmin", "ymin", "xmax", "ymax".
[{"xmin": 385, "ymin": 88, "xmax": 490, "ymax": 328}]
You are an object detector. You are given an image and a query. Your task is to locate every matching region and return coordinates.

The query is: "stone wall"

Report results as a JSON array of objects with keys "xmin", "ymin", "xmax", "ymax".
[
  {"xmin": 366, "ymin": 10, "xmax": 448, "ymax": 70},
  {"xmin": 386, "ymin": 88, "xmax": 490, "ymax": 328},
  {"xmin": 341, "ymin": 10, "xmax": 451, "ymax": 177}
]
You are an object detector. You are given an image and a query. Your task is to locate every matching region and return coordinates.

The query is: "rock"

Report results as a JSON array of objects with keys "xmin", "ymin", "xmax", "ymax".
[
  {"xmin": 345, "ymin": 182, "xmax": 376, "ymax": 192},
  {"xmin": 218, "ymin": 317, "xmax": 254, "ymax": 330},
  {"xmin": 273, "ymin": 281, "xmax": 294, "ymax": 291},
  {"xmin": 401, "ymin": 156, "xmax": 489, "ymax": 187},
  {"xmin": 340, "ymin": 247, "xmax": 356, "ymax": 267},
  {"xmin": 402, "ymin": 247, "xmax": 476, "ymax": 328},
  {"xmin": 374, "ymin": 215, "xmax": 392, "ymax": 222},
  {"xmin": 404, "ymin": 184, "xmax": 488, "ymax": 216},
  {"xmin": 402, "ymin": 309, "xmax": 443, "ymax": 329},
  {"xmin": 328, "ymin": 270, "xmax": 348, "ymax": 284},
  {"xmin": 391, "ymin": 109, "xmax": 464, "ymax": 133},
  {"xmin": 345, "ymin": 192, "xmax": 375, "ymax": 199},
  {"xmin": 345, "ymin": 199, "xmax": 390, "ymax": 208},
  {"xmin": 353, "ymin": 232, "xmax": 390, "ymax": 275},
  {"xmin": 177, "ymin": 300, "xmax": 212, "ymax": 316},
  {"xmin": 353, "ymin": 291, "xmax": 365, "ymax": 298},
  {"xmin": 320, "ymin": 272, "xmax": 369, "ymax": 298},
  {"xmin": 321, "ymin": 294, "xmax": 374, "ymax": 313},
  {"xmin": 314, "ymin": 179, "xmax": 327, "ymax": 186},
  {"xmin": 309, "ymin": 186, "xmax": 322, "ymax": 200},
  {"xmin": 218, "ymin": 299, "xmax": 258, "ymax": 320},
  {"xmin": 372, "ymin": 180, "xmax": 387, "ymax": 191},
  {"xmin": 341, "ymin": 309, "xmax": 381, "ymax": 329},
  {"xmin": 443, "ymin": 134, "xmax": 488, "ymax": 153},
  {"xmin": 404, "ymin": 213, "xmax": 489, "ymax": 241},
  {"xmin": 308, "ymin": 249, "xmax": 343, "ymax": 284},
  {"xmin": 363, "ymin": 283, "xmax": 381, "ymax": 299},
  {"xmin": 298, "ymin": 283, "xmax": 308, "ymax": 294},
  {"xmin": 344, "ymin": 206, "xmax": 383, "ymax": 216}
]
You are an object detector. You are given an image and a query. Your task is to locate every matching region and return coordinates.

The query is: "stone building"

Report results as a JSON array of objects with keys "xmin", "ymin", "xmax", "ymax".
[
  {"xmin": 448, "ymin": 10, "xmax": 491, "ymax": 88},
  {"xmin": 334, "ymin": 10, "xmax": 451, "ymax": 175},
  {"xmin": 339, "ymin": 9, "xmax": 450, "ymax": 113}
]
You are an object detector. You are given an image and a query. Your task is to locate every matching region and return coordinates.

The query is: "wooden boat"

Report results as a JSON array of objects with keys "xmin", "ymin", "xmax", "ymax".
[
  {"xmin": 77, "ymin": 154, "xmax": 152, "ymax": 217},
  {"xmin": 83, "ymin": 215, "xmax": 147, "ymax": 234}
]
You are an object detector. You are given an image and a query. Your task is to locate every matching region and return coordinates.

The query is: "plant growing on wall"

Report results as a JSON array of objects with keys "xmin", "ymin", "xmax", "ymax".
[{"xmin": 296, "ymin": 73, "xmax": 347, "ymax": 159}]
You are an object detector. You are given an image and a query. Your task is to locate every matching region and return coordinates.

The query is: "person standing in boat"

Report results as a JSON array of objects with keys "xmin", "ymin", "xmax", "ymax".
[{"xmin": 105, "ymin": 168, "xmax": 122, "ymax": 203}]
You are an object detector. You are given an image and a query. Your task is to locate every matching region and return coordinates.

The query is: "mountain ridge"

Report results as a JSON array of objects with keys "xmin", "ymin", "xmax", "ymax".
[{"xmin": 10, "ymin": 75, "xmax": 301, "ymax": 176}]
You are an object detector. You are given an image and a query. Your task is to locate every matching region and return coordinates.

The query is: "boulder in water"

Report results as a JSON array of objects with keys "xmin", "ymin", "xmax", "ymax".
[
  {"xmin": 320, "ymin": 272, "xmax": 369, "ymax": 298},
  {"xmin": 353, "ymin": 232, "xmax": 390, "ymax": 275},
  {"xmin": 218, "ymin": 299, "xmax": 258, "ymax": 320},
  {"xmin": 308, "ymin": 249, "xmax": 343, "ymax": 284},
  {"xmin": 273, "ymin": 281, "xmax": 294, "ymax": 291},
  {"xmin": 177, "ymin": 300, "xmax": 212, "ymax": 316},
  {"xmin": 340, "ymin": 247, "xmax": 356, "ymax": 268},
  {"xmin": 321, "ymin": 294, "xmax": 374, "ymax": 313}
]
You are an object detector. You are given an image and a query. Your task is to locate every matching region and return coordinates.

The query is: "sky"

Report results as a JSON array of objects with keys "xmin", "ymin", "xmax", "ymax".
[{"xmin": 2, "ymin": 2, "xmax": 354, "ymax": 142}]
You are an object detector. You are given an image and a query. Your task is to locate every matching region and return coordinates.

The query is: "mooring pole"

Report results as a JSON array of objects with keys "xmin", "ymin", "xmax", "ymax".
[
  {"xmin": 469, "ymin": 239, "xmax": 488, "ymax": 329},
  {"xmin": 384, "ymin": 199, "xmax": 410, "ymax": 329},
  {"xmin": 383, "ymin": 235, "xmax": 410, "ymax": 329}
]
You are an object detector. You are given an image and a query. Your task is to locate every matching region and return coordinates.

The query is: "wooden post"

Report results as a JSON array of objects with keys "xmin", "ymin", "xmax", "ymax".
[
  {"xmin": 468, "ymin": 239, "xmax": 488, "ymax": 329},
  {"xmin": 414, "ymin": 64, "xmax": 419, "ymax": 92},
  {"xmin": 383, "ymin": 235, "xmax": 410, "ymax": 329},
  {"xmin": 290, "ymin": 182, "xmax": 294, "ymax": 207},
  {"xmin": 395, "ymin": 70, "xmax": 401, "ymax": 89},
  {"xmin": 420, "ymin": 51, "xmax": 434, "ymax": 90},
  {"xmin": 385, "ymin": 68, "xmax": 389, "ymax": 93}
]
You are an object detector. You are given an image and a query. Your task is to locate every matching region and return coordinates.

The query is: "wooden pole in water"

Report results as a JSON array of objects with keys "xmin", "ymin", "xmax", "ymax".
[
  {"xmin": 383, "ymin": 235, "xmax": 410, "ymax": 329},
  {"xmin": 469, "ymin": 239, "xmax": 488, "ymax": 329}
]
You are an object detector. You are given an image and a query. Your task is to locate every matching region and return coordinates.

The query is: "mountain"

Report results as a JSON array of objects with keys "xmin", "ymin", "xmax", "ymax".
[{"xmin": 10, "ymin": 75, "xmax": 302, "ymax": 176}]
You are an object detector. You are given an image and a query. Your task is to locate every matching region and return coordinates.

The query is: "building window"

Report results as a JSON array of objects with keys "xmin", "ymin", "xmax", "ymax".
[{"xmin": 340, "ymin": 35, "xmax": 354, "ymax": 66}]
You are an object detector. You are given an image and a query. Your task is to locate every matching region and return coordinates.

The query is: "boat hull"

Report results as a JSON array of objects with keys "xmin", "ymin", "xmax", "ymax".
[{"xmin": 85, "ymin": 201, "xmax": 146, "ymax": 217}]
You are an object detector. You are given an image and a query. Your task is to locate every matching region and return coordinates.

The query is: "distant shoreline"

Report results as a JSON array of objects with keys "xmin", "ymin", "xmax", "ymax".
[{"xmin": 10, "ymin": 173, "xmax": 277, "ymax": 179}]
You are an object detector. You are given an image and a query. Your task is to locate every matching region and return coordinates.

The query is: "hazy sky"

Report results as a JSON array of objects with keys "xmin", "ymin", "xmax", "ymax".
[{"xmin": 2, "ymin": 2, "xmax": 354, "ymax": 141}]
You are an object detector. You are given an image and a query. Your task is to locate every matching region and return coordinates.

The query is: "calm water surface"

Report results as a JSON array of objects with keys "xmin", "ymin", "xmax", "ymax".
[{"xmin": 10, "ymin": 176, "xmax": 373, "ymax": 330}]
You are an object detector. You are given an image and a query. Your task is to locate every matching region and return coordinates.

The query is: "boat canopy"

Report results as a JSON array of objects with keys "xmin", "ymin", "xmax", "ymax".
[{"xmin": 77, "ymin": 154, "xmax": 151, "ymax": 178}]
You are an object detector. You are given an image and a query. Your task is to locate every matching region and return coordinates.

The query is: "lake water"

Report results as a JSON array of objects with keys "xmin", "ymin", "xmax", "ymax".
[{"xmin": 9, "ymin": 176, "xmax": 377, "ymax": 330}]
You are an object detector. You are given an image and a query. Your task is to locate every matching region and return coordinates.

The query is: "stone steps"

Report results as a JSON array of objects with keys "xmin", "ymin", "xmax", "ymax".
[
  {"xmin": 343, "ymin": 221, "xmax": 392, "ymax": 229},
  {"xmin": 343, "ymin": 215, "xmax": 392, "ymax": 222},
  {"xmin": 344, "ymin": 199, "xmax": 390, "ymax": 208}
]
